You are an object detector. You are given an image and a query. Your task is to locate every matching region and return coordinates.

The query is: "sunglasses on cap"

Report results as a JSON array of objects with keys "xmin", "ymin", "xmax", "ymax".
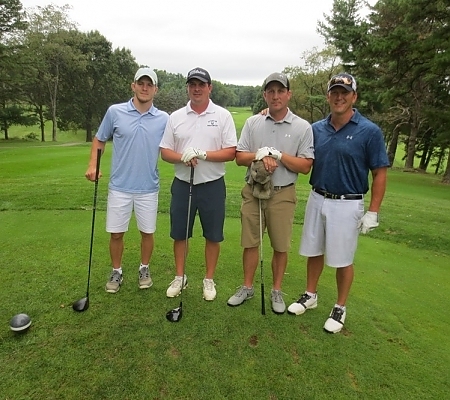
[{"xmin": 327, "ymin": 74, "xmax": 357, "ymax": 91}]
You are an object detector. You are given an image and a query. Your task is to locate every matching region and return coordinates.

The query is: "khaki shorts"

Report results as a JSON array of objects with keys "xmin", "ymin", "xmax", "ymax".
[{"xmin": 240, "ymin": 183, "xmax": 297, "ymax": 252}]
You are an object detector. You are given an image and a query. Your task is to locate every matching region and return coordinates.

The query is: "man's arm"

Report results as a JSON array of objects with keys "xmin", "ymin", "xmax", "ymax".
[
  {"xmin": 368, "ymin": 167, "xmax": 388, "ymax": 212},
  {"xmin": 85, "ymin": 137, "xmax": 106, "ymax": 181}
]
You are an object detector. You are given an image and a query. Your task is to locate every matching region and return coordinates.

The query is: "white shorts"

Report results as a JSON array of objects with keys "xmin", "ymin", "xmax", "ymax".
[
  {"xmin": 106, "ymin": 189, "xmax": 158, "ymax": 234},
  {"xmin": 299, "ymin": 190, "xmax": 364, "ymax": 267}
]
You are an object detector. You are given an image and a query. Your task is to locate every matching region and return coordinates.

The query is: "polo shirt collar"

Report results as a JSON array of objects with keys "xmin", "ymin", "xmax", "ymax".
[
  {"xmin": 265, "ymin": 108, "xmax": 294, "ymax": 123},
  {"xmin": 127, "ymin": 98, "xmax": 157, "ymax": 115},
  {"xmin": 186, "ymin": 99, "xmax": 215, "ymax": 115}
]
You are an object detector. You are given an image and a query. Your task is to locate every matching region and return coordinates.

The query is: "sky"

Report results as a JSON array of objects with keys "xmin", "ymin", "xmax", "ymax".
[{"xmin": 20, "ymin": 0, "xmax": 337, "ymax": 87}]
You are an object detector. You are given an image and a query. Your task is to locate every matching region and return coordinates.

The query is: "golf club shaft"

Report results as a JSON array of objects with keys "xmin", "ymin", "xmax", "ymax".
[
  {"xmin": 180, "ymin": 166, "xmax": 195, "ymax": 305},
  {"xmin": 259, "ymin": 199, "xmax": 265, "ymax": 315},
  {"xmin": 86, "ymin": 148, "xmax": 102, "ymax": 297}
]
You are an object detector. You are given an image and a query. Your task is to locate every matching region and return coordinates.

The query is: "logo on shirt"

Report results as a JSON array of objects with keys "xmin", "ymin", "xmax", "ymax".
[
  {"xmin": 346, "ymin": 135, "xmax": 353, "ymax": 140},
  {"xmin": 207, "ymin": 120, "xmax": 218, "ymax": 127}
]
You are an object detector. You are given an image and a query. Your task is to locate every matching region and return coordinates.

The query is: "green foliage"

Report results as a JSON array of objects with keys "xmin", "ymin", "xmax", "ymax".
[{"xmin": 0, "ymin": 0, "xmax": 27, "ymax": 40}]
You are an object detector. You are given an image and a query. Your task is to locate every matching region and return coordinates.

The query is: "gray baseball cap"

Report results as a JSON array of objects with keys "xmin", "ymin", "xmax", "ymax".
[{"xmin": 263, "ymin": 72, "xmax": 290, "ymax": 90}]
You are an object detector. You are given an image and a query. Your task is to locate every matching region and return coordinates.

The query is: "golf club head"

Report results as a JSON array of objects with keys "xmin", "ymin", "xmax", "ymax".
[
  {"xmin": 166, "ymin": 305, "xmax": 183, "ymax": 322},
  {"xmin": 72, "ymin": 297, "xmax": 89, "ymax": 312},
  {"xmin": 10, "ymin": 313, "xmax": 32, "ymax": 332}
]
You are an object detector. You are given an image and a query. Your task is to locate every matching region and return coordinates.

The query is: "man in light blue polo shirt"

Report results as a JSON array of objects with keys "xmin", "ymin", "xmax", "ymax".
[{"xmin": 85, "ymin": 67, "xmax": 169, "ymax": 294}]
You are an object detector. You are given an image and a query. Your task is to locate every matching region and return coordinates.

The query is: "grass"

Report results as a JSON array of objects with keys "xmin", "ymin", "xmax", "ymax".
[{"xmin": 1, "ymin": 116, "xmax": 450, "ymax": 399}]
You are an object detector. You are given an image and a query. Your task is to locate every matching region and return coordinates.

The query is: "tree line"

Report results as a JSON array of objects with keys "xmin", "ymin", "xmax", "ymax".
[{"xmin": 1, "ymin": 0, "xmax": 449, "ymax": 182}]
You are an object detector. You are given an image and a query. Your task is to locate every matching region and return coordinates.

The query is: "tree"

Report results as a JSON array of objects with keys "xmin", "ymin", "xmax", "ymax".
[
  {"xmin": 318, "ymin": 0, "xmax": 450, "ymax": 176},
  {"xmin": 0, "ymin": 0, "xmax": 27, "ymax": 139},
  {"xmin": 285, "ymin": 46, "xmax": 340, "ymax": 123},
  {"xmin": 58, "ymin": 31, "xmax": 138, "ymax": 142},
  {"xmin": 21, "ymin": 4, "xmax": 79, "ymax": 141}
]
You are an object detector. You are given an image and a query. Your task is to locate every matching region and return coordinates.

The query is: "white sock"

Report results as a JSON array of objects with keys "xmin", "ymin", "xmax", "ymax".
[
  {"xmin": 335, "ymin": 304, "xmax": 346, "ymax": 311},
  {"xmin": 113, "ymin": 267, "xmax": 122, "ymax": 275},
  {"xmin": 140, "ymin": 264, "xmax": 148, "ymax": 270},
  {"xmin": 306, "ymin": 291, "xmax": 316, "ymax": 298}
]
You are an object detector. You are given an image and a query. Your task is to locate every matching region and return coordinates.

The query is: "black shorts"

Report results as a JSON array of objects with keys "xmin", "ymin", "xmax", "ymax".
[{"xmin": 170, "ymin": 177, "xmax": 226, "ymax": 242}]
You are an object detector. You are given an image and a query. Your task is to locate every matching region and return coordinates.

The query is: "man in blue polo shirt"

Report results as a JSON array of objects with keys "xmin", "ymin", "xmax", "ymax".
[
  {"xmin": 287, "ymin": 73, "xmax": 390, "ymax": 333},
  {"xmin": 85, "ymin": 67, "xmax": 169, "ymax": 294}
]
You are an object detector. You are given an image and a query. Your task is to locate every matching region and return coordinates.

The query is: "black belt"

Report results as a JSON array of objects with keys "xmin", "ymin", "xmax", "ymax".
[
  {"xmin": 274, "ymin": 183, "xmax": 294, "ymax": 190},
  {"xmin": 312, "ymin": 187, "xmax": 363, "ymax": 200}
]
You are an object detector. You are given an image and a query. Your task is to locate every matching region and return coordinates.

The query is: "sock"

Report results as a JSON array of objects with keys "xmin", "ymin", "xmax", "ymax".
[
  {"xmin": 335, "ymin": 304, "xmax": 346, "ymax": 311},
  {"xmin": 140, "ymin": 264, "xmax": 148, "ymax": 270},
  {"xmin": 306, "ymin": 291, "xmax": 316, "ymax": 298},
  {"xmin": 113, "ymin": 267, "xmax": 123, "ymax": 275}
]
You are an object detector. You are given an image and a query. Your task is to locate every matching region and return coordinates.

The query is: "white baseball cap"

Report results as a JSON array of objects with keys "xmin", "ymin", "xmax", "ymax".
[{"xmin": 134, "ymin": 67, "xmax": 158, "ymax": 85}]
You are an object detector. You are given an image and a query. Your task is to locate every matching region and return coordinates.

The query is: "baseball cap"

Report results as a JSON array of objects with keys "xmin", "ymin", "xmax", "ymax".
[
  {"xmin": 327, "ymin": 73, "xmax": 357, "ymax": 92},
  {"xmin": 263, "ymin": 72, "xmax": 290, "ymax": 90},
  {"xmin": 134, "ymin": 67, "xmax": 158, "ymax": 85},
  {"xmin": 186, "ymin": 67, "xmax": 211, "ymax": 84}
]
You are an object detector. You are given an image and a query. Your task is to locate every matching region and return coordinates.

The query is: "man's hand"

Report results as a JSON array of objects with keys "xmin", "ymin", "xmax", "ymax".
[
  {"xmin": 181, "ymin": 147, "xmax": 207, "ymax": 163},
  {"xmin": 255, "ymin": 147, "xmax": 271, "ymax": 160},
  {"xmin": 268, "ymin": 147, "xmax": 282, "ymax": 161},
  {"xmin": 358, "ymin": 211, "xmax": 379, "ymax": 234}
]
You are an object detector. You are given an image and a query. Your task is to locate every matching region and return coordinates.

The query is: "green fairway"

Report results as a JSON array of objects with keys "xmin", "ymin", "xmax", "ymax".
[{"xmin": 0, "ymin": 135, "xmax": 449, "ymax": 399}]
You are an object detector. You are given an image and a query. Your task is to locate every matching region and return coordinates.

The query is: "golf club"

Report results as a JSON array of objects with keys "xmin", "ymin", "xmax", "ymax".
[
  {"xmin": 73, "ymin": 148, "xmax": 102, "ymax": 312},
  {"xmin": 166, "ymin": 165, "xmax": 194, "ymax": 322},
  {"xmin": 259, "ymin": 198, "xmax": 266, "ymax": 315}
]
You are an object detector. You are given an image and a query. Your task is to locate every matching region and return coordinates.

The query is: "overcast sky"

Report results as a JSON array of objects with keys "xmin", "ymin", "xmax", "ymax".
[{"xmin": 21, "ymin": 0, "xmax": 338, "ymax": 86}]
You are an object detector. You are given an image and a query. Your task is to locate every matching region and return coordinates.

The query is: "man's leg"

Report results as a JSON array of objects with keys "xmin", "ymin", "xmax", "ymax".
[
  {"xmin": 306, "ymin": 255, "xmax": 325, "ymax": 293},
  {"xmin": 335, "ymin": 264, "xmax": 354, "ymax": 306},
  {"xmin": 110, "ymin": 232, "xmax": 125, "ymax": 268},
  {"xmin": 173, "ymin": 239, "xmax": 187, "ymax": 277},
  {"xmin": 271, "ymin": 250, "xmax": 287, "ymax": 290},
  {"xmin": 242, "ymin": 246, "xmax": 259, "ymax": 287},
  {"xmin": 205, "ymin": 239, "xmax": 220, "ymax": 279},
  {"xmin": 140, "ymin": 232, "xmax": 154, "ymax": 266}
]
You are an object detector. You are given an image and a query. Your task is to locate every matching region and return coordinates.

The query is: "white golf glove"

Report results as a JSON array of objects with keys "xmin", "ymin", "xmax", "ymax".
[
  {"xmin": 358, "ymin": 211, "xmax": 379, "ymax": 234},
  {"xmin": 255, "ymin": 146, "xmax": 271, "ymax": 160},
  {"xmin": 268, "ymin": 147, "xmax": 282, "ymax": 161},
  {"xmin": 181, "ymin": 147, "xmax": 207, "ymax": 163}
]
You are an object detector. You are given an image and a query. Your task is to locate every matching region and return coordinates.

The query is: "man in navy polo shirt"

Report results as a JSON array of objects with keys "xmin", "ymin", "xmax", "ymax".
[
  {"xmin": 85, "ymin": 67, "xmax": 169, "ymax": 294},
  {"xmin": 287, "ymin": 73, "xmax": 390, "ymax": 333}
]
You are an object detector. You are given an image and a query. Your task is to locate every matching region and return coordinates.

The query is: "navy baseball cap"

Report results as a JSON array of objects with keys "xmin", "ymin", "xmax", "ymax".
[{"xmin": 186, "ymin": 67, "xmax": 211, "ymax": 84}]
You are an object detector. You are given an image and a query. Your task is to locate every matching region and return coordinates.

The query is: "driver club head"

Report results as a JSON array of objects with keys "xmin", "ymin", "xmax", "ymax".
[
  {"xmin": 10, "ymin": 313, "xmax": 32, "ymax": 332},
  {"xmin": 166, "ymin": 305, "xmax": 183, "ymax": 322},
  {"xmin": 72, "ymin": 297, "xmax": 89, "ymax": 312}
]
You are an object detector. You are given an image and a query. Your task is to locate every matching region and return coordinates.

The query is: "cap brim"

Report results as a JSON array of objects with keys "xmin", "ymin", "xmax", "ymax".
[
  {"xmin": 328, "ymin": 84, "xmax": 353, "ymax": 92},
  {"xmin": 186, "ymin": 78, "xmax": 209, "ymax": 83},
  {"xmin": 135, "ymin": 75, "xmax": 156, "ymax": 84}
]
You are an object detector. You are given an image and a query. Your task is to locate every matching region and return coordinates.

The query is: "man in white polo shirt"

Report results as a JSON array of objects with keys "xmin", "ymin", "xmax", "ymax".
[
  {"xmin": 160, "ymin": 67, "xmax": 237, "ymax": 301},
  {"xmin": 85, "ymin": 67, "xmax": 168, "ymax": 294}
]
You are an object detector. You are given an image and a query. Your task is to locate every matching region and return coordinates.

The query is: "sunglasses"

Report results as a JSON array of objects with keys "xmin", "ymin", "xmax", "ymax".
[{"xmin": 329, "ymin": 76, "xmax": 354, "ymax": 86}]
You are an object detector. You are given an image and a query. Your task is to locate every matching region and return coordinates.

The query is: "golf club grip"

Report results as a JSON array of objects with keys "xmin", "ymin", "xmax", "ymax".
[
  {"xmin": 261, "ymin": 282, "xmax": 265, "ymax": 315},
  {"xmin": 94, "ymin": 148, "xmax": 101, "ymax": 183}
]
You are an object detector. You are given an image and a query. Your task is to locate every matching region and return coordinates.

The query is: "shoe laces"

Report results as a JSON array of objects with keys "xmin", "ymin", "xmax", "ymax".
[
  {"xmin": 203, "ymin": 279, "xmax": 215, "ymax": 291},
  {"xmin": 297, "ymin": 293, "xmax": 311, "ymax": 304},
  {"xmin": 170, "ymin": 276, "xmax": 184, "ymax": 288},
  {"xmin": 110, "ymin": 270, "xmax": 121, "ymax": 283},
  {"xmin": 234, "ymin": 286, "xmax": 250, "ymax": 297},
  {"xmin": 271, "ymin": 290, "xmax": 285, "ymax": 303},
  {"xmin": 139, "ymin": 267, "xmax": 149, "ymax": 279},
  {"xmin": 330, "ymin": 307, "xmax": 345, "ymax": 321}
]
